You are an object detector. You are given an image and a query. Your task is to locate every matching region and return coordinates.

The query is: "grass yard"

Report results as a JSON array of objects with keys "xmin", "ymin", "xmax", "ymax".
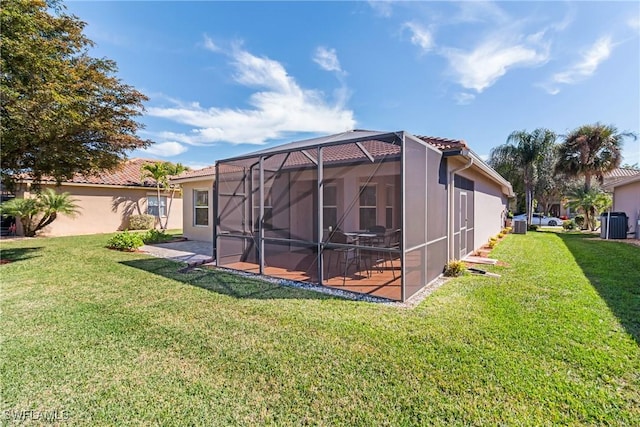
[{"xmin": 1, "ymin": 230, "xmax": 639, "ymax": 425}]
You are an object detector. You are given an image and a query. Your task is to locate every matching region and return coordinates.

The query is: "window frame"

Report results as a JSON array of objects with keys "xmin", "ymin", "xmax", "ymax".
[
  {"xmin": 147, "ymin": 194, "xmax": 167, "ymax": 217},
  {"xmin": 193, "ymin": 189, "xmax": 209, "ymax": 227},
  {"xmin": 359, "ymin": 184, "xmax": 377, "ymax": 230},
  {"xmin": 385, "ymin": 184, "xmax": 394, "ymax": 229},
  {"xmin": 323, "ymin": 184, "xmax": 338, "ymax": 230}
]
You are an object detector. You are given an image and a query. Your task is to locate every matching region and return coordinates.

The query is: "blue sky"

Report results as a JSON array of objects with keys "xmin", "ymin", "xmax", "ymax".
[{"xmin": 66, "ymin": 1, "xmax": 640, "ymax": 169}]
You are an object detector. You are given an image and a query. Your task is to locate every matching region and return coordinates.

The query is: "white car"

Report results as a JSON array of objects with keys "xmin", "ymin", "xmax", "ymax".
[{"xmin": 512, "ymin": 213, "xmax": 564, "ymax": 227}]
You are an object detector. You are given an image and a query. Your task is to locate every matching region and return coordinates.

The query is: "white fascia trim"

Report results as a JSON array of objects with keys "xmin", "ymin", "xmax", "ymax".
[
  {"xmin": 466, "ymin": 150, "xmax": 515, "ymax": 198},
  {"xmin": 169, "ymin": 176, "xmax": 216, "ymax": 185}
]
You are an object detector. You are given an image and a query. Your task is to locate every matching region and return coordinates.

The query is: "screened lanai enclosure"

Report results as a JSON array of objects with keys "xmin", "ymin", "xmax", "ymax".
[{"xmin": 215, "ymin": 131, "xmax": 449, "ymax": 301}]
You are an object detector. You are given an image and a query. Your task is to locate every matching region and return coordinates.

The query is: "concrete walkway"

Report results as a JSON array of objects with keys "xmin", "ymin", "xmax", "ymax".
[{"xmin": 140, "ymin": 240, "xmax": 214, "ymax": 266}]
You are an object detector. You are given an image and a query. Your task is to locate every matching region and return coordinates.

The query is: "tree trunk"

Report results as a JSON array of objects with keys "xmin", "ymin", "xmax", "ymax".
[
  {"xmin": 156, "ymin": 184, "xmax": 162, "ymax": 230},
  {"xmin": 525, "ymin": 185, "xmax": 534, "ymax": 224},
  {"xmin": 584, "ymin": 172, "xmax": 592, "ymax": 192},
  {"xmin": 20, "ymin": 216, "xmax": 35, "ymax": 237},
  {"xmin": 163, "ymin": 186, "xmax": 177, "ymax": 230}
]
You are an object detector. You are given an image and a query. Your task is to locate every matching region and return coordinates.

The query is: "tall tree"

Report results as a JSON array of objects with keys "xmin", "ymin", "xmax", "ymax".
[
  {"xmin": 534, "ymin": 144, "xmax": 564, "ymax": 216},
  {"xmin": 141, "ymin": 162, "xmax": 188, "ymax": 230},
  {"xmin": 1, "ymin": 0, "xmax": 151, "ymax": 187},
  {"xmin": 489, "ymin": 128, "xmax": 557, "ymax": 224},
  {"xmin": 556, "ymin": 123, "xmax": 636, "ymax": 191}
]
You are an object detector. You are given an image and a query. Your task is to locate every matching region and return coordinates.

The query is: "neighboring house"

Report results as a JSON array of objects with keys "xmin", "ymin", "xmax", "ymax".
[
  {"xmin": 170, "ymin": 166, "xmax": 216, "ymax": 242},
  {"xmin": 10, "ymin": 158, "xmax": 183, "ymax": 237},
  {"xmin": 208, "ymin": 130, "xmax": 514, "ymax": 302},
  {"xmin": 603, "ymin": 171, "xmax": 640, "ymax": 238},
  {"xmin": 554, "ymin": 167, "xmax": 640, "ymax": 218}
]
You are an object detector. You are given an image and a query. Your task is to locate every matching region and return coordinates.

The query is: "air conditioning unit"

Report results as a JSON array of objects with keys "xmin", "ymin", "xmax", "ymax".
[{"xmin": 513, "ymin": 220, "xmax": 527, "ymax": 234}]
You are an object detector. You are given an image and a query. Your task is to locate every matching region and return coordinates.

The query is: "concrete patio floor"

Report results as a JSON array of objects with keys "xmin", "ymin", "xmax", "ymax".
[{"xmin": 141, "ymin": 240, "xmax": 214, "ymax": 266}]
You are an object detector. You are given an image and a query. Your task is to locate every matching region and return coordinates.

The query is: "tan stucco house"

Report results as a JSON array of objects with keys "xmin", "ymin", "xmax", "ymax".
[
  {"xmin": 170, "ymin": 166, "xmax": 216, "ymax": 242},
  {"xmin": 205, "ymin": 130, "xmax": 513, "ymax": 301},
  {"xmin": 11, "ymin": 158, "xmax": 183, "ymax": 237},
  {"xmin": 604, "ymin": 171, "xmax": 640, "ymax": 238}
]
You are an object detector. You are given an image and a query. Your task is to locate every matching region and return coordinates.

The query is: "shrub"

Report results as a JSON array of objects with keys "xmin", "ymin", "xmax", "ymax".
[
  {"xmin": 444, "ymin": 259, "xmax": 466, "ymax": 277},
  {"xmin": 107, "ymin": 230, "xmax": 144, "ymax": 251},
  {"xmin": 142, "ymin": 229, "xmax": 173, "ymax": 244},
  {"xmin": 574, "ymin": 214, "xmax": 585, "ymax": 229},
  {"xmin": 128, "ymin": 214, "xmax": 155, "ymax": 230},
  {"xmin": 504, "ymin": 227, "xmax": 512, "ymax": 233},
  {"xmin": 528, "ymin": 224, "xmax": 539, "ymax": 232},
  {"xmin": 563, "ymin": 220, "xmax": 576, "ymax": 230}
]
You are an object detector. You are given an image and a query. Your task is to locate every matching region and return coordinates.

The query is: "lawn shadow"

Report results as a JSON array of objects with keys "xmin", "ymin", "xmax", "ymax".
[
  {"xmin": 556, "ymin": 231, "xmax": 640, "ymax": 344},
  {"xmin": 0, "ymin": 247, "xmax": 42, "ymax": 263},
  {"xmin": 120, "ymin": 257, "xmax": 341, "ymax": 301}
]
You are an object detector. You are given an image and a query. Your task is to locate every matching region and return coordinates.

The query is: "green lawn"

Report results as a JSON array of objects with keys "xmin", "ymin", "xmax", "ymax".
[{"xmin": 1, "ymin": 231, "xmax": 638, "ymax": 425}]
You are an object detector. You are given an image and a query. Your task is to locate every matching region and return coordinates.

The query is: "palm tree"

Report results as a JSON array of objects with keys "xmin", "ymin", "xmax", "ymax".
[
  {"xmin": 489, "ymin": 128, "xmax": 557, "ymax": 224},
  {"xmin": 141, "ymin": 161, "xmax": 188, "ymax": 229},
  {"xmin": 564, "ymin": 187, "xmax": 612, "ymax": 231},
  {"xmin": 141, "ymin": 162, "xmax": 167, "ymax": 228},
  {"xmin": 0, "ymin": 189, "xmax": 79, "ymax": 237},
  {"xmin": 162, "ymin": 162, "xmax": 188, "ymax": 229},
  {"xmin": 556, "ymin": 123, "xmax": 636, "ymax": 192}
]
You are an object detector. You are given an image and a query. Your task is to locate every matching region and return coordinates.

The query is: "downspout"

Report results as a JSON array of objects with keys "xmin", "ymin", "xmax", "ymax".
[{"xmin": 448, "ymin": 152, "xmax": 473, "ymax": 260}]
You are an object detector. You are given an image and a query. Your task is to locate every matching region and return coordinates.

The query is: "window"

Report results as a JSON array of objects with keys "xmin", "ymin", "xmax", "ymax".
[
  {"xmin": 323, "ymin": 185, "xmax": 338, "ymax": 229},
  {"xmin": 253, "ymin": 181, "xmax": 273, "ymax": 231},
  {"xmin": 194, "ymin": 190, "xmax": 209, "ymax": 226},
  {"xmin": 147, "ymin": 195, "xmax": 167, "ymax": 217},
  {"xmin": 359, "ymin": 184, "xmax": 377, "ymax": 230},
  {"xmin": 385, "ymin": 185, "xmax": 393, "ymax": 229}
]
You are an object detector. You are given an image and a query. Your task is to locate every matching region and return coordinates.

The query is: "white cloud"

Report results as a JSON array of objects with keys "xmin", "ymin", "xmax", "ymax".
[
  {"xmin": 202, "ymin": 34, "xmax": 221, "ymax": 52},
  {"xmin": 442, "ymin": 35, "xmax": 549, "ymax": 92},
  {"xmin": 142, "ymin": 141, "xmax": 188, "ymax": 157},
  {"xmin": 368, "ymin": 0, "xmax": 394, "ymax": 18},
  {"xmin": 453, "ymin": 1, "xmax": 509, "ymax": 25},
  {"xmin": 453, "ymin": 92, "xmax": 475, "ymax": 105},
  {"xmin": 404, "ymin": 22, "xmax": 434, "ymax": 52},
  {"xmin": 313, "ymin": 46, "xmax": 343, "ymax": 73},
  {"xmin": 628, "ymin": 16, "xmax": 640, "ymax": 31},
  {"xmin": 542, "ymin": 36, "xmax": 613, "ymax": 94},
  {"xmin": 147, "ymin": 44, "xmax": 355, "ymax": 145}
]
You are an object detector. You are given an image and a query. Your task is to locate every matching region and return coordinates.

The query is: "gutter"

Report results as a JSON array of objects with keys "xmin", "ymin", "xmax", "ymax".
[{"xmin": 447, "ymin": 150, "xmax": 473, "ymax": 261}]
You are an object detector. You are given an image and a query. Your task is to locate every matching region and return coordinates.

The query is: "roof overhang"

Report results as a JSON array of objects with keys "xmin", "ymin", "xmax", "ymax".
[
  {"xmin": 17, "ymin": 179, "xmax": 156, "ymax": 191},
  {"xmin": 444, "ymin": 149, "xmax": 515, "ymax": 198},
  {"xmin": 603, "ymin": 172, "xmax": 640, "ymax": 190},
  {"xmin": 170, "ymin": 174, "xmax": 216, "ymax": 185}
]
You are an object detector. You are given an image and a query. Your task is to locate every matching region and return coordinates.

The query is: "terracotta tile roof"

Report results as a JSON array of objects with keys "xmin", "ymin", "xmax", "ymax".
[
  {"xmin": 416, "ymin": 135, "xmax": 468, "ymax": 151},
  {"xmin": 604, "ymin": 167, "xmax": 640, "ymax": 180},
  {"xmin": 603, "ymin": 168, "xmax": 640, "ymax": 187},
  {"xmin": 183, "ymin": 132, "xmax": 469, "ymax": 179},
  {"xmin": 33, "ymin": 158, "xmax": 163, "ymax": 187},
  {"xmin": 172, "ymin": 165, "xmax": 216, "ymax": 180},
  {"xmin": 171, "ymin": 164, "xmax": 243, "ymax": 180},
  {"xmin": 217, "ymin": 133, "xmax": 469, "ymax": 171}
]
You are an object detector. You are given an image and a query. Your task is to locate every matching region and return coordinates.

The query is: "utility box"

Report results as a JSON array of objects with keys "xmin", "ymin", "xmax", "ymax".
[
  {"xmin": 600, "ymin": 212, "xmax": 628, "ymax": 239},
  {"xmin": 513, "ymin": 220, "xmax": 527, "ymax": 234}
]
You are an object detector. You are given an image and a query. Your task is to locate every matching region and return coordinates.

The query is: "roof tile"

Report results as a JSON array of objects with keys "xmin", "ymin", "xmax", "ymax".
[{"xmin": 35, "ymin": 158, "xmax": 162, "ymax": 187}]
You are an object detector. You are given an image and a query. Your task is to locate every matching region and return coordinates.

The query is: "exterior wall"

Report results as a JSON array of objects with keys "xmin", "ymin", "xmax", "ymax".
[
  {"xmin": 180, "ymin": 180, "xmax": 215, "ymax": 242},
  {"xmin": 14, "ymin": 183, "xmax": 182, "ymax": 237},
  {"xmin": 612, "ymin": 180, "xmax": 640, "ymax": 233},
  {"xmin": 457, "ymin": 168, "xmax": 508, "ymax": 251}
]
